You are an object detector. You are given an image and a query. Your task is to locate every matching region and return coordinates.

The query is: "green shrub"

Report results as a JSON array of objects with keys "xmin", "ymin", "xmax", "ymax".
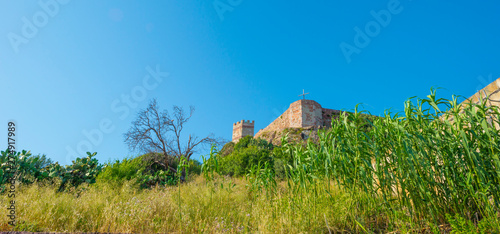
[
  {"xmin": 219, "ymin": 141, "xmax": 235, "ymax": 157},
  {"xmin": 273, "ymin": 158, "xmax": 287, "ymax": 179},
  {"xmin": 97, "ymin": 153, "xmax": 202, "ymax": 188},
  {"xmin": 55, "ymin": 152, "xmax": 103, "ymax": 191},
  {"xmin": 96, "ymin": 157, "xmax": 143, "ymax": 186},
  {"xmin": 233, "ymin": 136, "xmax": 273, "ymax": 152},
  {"xmin": 218, "ymin": 136, "xmax": 276, "ymax": 177},
  {"xmin": 0, "ymin": 150, "xmax": 104, "ymax": 192},
  {"xmin": 220, "ymin": 146, "xmax": 273, "ymax": 177},
  {"xmin": 0, "ymin": 150, "xmax": 55, "ymax": 191},
  {"xmin": 187, "ymin": 159, "xmax": 202, "ymax": 175}
]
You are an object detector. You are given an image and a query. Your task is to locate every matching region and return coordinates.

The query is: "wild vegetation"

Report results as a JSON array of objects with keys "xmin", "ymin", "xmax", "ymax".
[
  {"xmin": 124, "ymin": 99, "xmax": 220, "ymax": 182},
  {"xmin": 1, "ymin": 89, "xmax": 500, "ymax": 233},
  {"xmin": 0, "ymin": 150, "xmax": 102, "ymax": 192}
]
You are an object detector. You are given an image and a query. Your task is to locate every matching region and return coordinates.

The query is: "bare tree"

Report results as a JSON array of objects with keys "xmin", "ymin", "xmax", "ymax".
[{"xmin": 124, "ymin": 99, "xmax": 220, "ymax": 181}]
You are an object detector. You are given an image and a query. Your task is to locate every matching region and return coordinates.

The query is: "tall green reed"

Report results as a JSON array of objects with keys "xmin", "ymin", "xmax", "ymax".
[{"xmin": 279, "ymin": 89, "xmax": 500, "ymax": 228}]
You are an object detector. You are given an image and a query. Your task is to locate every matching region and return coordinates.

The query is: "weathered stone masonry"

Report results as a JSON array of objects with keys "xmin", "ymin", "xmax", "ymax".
[
  {"xmin": 232, "ymin": 120, "xmax": 255, "ymax": 142},
  {"xmin": 231, "ymin": 78, "xmax": 500, "ymax": 143},
  {"xmin": 458, "ymin": 77, "xmax": 500, "ymax": 129},
  {"xmin": 465, "ymin": 78, "xmax": 500, "ymax": 107},
  {"xmin": 253, "ymin": 99, "xmax": 340, "ymax": 139},
  {"xmin": 231, "ymin": 99, "xmax": 344, "ymax": 142}
]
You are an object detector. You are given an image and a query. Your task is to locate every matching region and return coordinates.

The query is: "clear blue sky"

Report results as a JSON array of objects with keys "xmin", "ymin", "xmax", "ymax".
[{"xmin": 1, "ymin": 0, "xmax": 499, "ymax": 165}]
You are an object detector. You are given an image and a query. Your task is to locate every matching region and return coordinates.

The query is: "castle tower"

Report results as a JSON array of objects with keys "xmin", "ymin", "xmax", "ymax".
[
  {"xmin": 254, "ymin": 99, "xmax": 332, "ymax": 139},
  {"xmin": 232, "ymin": 120, "xmax": 255, "ymax": 142}
]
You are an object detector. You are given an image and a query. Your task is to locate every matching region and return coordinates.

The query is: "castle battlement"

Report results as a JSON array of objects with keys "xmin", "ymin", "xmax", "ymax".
[
  {"xmin": 232, "ymin": 119, "xmax": 255, "ymax": 142},
  {"xmin": 233, "ymin": 120, "xmax": 255, "ymax": 126},
  {"xmin": 231, "ymin": 97, "xmax": 344, "ymax": 144}
]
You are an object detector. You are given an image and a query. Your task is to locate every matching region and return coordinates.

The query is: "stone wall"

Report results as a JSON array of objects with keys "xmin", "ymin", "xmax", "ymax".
[
  {"xmin": 288, "ymin": 100, "xmax": 303, "ymax": 128},
  {"xmin": 465, "ymin": 78, "xmax": 500, "ymax": 106},
  {"xmin": 256, "ymin": 109, "xmax": 291, "ymax": 137},
  {"xmin": 255, "ymin": 99, "xmax": 337, "ymax": 139},
  {"xmin": 322, "ymin": 108, "xmax": 343, "ymax": 128},
  {"xmin": 300, "ymin": 100, "xmax": 323, "ymax": 127},
  {"xmin": 232, "ymin": 120, "xmax": 255, "ymax": 142},
  {"xmin": 459, "ymin": 77, "xmax": 500, "ymax": 129}
]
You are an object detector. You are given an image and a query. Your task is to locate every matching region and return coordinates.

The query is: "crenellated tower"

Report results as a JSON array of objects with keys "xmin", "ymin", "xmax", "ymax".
[{"xmin": 232, "ymin": 120, "xmax": 255, "ymax": 142}]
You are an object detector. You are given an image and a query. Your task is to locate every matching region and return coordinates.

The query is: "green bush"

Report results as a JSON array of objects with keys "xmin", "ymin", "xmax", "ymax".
[
  {"xmin": 135, "ymin": 154, "xmax": 201, "ymax": 187},
  {"xmin": 219, "ymin": 142, "xmax": 235, "ymax": 157},
  {"xmin": 0, "ymin": 150, "xmax": 52, "ymax": 189},
  {"xmin": 97, "ymin": 153, "xmax": 202, "ymax": 188},
  {"xmin": 233, "ymin": 136, "xmax": 273, "ymax": 152},
  {"xmin": 221, "ymin": 146, "xmax": 273, "ymax": 176},
  {"xmin": 273, "ymin": 158, "xmax": 287, "ymax": 179},
  {"xmin": 219, "ymin": 136, "xmax": 274, "ymax": 177},
  {"xmin": 0, "ymin": 149, "xmax": 202, "ymax": 191},
  {"xmin": 0, "ymin": 150, "xmax": 103, "ymax": 192},
  {"xmin": 187, "ymin": 159, "xmax": 202, "ymax": 175},
  {"xmin": 96, "ymin": 157, "xmax": 143, "ymax": 186},
  {"xmin": 54, "ymin": 152, "xmax": 103, "ymax": 191}
]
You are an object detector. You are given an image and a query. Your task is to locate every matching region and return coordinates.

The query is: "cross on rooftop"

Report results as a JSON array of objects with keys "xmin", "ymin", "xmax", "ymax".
[{"xmin": 298, "ymin": 89, "xmax": 309, "ymax": 100}]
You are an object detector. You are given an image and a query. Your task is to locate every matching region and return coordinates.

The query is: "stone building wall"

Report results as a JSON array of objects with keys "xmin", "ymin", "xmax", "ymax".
[
  {"xmin": 465, "ymin": 78, "xmax": 500, "ymax": 106},
  {"xmin": 232, "ymin": 120, "xmax": 255, "ymax": 142},
  {"xmin": 322, "ymin": 108, "xmax": 343, "ymax": 128},
  {"xmin": 256, "ymin": 109, "xmax": 292, "ymax": 137},
  {"xmin": 300, "ymin": 100, "xmax": 323, "ymax": 127},
  {"xmin": 288, "ymin": 100, "xmax": 303, "ymax": 128},
  {"xmin": 254, "ymin": 99, "xmax": 336, "ymax": 139},
  {"xmin": 459, "ymin": 77, "xmax": 500, "ymax": 129}
]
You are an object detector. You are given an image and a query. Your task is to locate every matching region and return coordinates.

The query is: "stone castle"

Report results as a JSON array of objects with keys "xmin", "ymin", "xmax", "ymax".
[
  {"xmin": 232, "ymin": 99, "xmax": 342, "ymax": 142},
  {"xmin": 232, "ymin": 77, "xmax": 500, "ymax": 143}
]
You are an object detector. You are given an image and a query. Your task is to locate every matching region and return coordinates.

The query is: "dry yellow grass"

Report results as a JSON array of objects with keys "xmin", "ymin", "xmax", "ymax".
[{"xmin": 0, "ymin": 175, "xmax": 376, "ymax": 233}]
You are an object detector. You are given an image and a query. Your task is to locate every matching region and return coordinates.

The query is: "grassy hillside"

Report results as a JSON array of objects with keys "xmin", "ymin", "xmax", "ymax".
[{"xmin": 1, "ymin": 89, "xmax": 500, "ymax": 233}]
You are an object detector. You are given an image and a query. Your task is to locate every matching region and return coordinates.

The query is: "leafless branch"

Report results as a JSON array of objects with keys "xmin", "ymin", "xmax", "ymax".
[{"xmin": 124, "ymin": 99, "xmax": 219, "ymax": 178}]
